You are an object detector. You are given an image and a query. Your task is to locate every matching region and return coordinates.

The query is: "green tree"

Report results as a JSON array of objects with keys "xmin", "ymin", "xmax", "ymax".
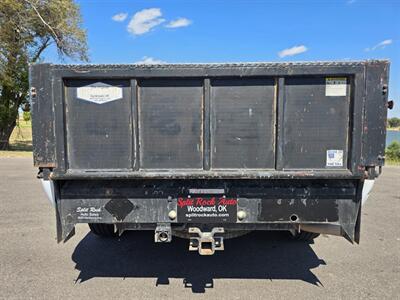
[
  {"xmin": 388, "ymin": 117, "xmax": 400, "ymax": 128},
  {"xmin": 386, "ymin": 141, "xmax": 400, "ymax": 161},
  {"xmin": 23, "ymin": 111, "xmax": 31, "ymax": 122},
  {"xmin": 0, "ymin": 0, "xmax": 88, "ymax": 150}
]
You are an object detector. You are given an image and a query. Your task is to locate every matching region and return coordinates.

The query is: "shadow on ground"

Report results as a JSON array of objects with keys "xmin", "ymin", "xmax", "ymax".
[{"xmin": 72, "ymin": 231, "xmax": 326, "ymax": 293}]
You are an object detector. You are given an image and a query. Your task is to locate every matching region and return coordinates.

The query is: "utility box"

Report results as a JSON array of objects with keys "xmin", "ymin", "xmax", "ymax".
[{"xmin": 30, "ymin": 61, "xmax": 390, "ymax": 255}]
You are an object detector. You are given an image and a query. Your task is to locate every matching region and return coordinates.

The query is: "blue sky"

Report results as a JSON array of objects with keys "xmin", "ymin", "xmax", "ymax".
[{"xmin": 43, "ymin": 0, "xmax": 400, "ymax": 117}]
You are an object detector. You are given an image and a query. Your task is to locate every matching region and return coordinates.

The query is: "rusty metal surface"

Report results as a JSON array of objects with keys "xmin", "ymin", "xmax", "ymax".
[
  {"xmin": 50, "ymin": 169, "xmax": 354, "ymax": 179},
  {"xmin": 30, "ymin": 64, "xmax": 55, "ymax": 166},
  {"xmin": 34, "ymin": 162, "xmax": 56, "ymax": 168},
  {"xmin": 138, "ymin": 79, "xmax": 203, "ymax": 169},
  {"xmin": 282, "ymin": 77, "xmax": 350, "ymax": 169},
  {"xmin": 362, "ymin": 61, "xmax": 390, "ymax": 166},
  {"xmin": 210, "ymin": 78, "xmax": 276, "ymax": 169},
  {"xmin": 64, "ymin": 80, "xmax": 133, "ymax": 169},
  {"xmin": 50, "ymin": 60, "xmax": 383, "ymax": 69},
  {"xmin": 54, "ymin": 178, "xmax": 361, "ymax": 243},
  {"xmin": 30, "ymin": 60, "xmax": 390, "ymax": 180}
]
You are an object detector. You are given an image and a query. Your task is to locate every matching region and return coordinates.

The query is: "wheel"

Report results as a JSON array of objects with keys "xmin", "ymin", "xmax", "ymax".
[
  {"xmin": 88, "ymin": 223, "xmax": 118, "ymax": 237},
  {"xmin": 291, "ymin": 230, "xmax": 320, "ymax": 241}
]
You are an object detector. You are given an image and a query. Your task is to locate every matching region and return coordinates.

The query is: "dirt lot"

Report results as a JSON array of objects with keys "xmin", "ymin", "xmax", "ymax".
[{"xmin": 0, "ymin": 158, "xmax": 399, "ymax": 299}]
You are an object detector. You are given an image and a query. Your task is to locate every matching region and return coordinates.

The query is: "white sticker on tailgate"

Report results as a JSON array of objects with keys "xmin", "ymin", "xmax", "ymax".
[
  {"xmin": 77, "ymin": 85, "xmax": 123, "ymax": 104},
  {"xmin": 326, "ymin": 150, "xmax": 344, "ymax": 167},
  {"xmin": 326, "ymin": 77, "xmax": 347, "ymax": 96}
]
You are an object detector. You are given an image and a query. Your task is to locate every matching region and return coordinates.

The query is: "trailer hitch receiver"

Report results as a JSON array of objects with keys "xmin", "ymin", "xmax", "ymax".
[
  {"xmin": 189, "ymin": 227, "xmax": 224, "ymax": 255},
  {"xmin": 155, "ymin": 224, "xmax": 172, "ymax": 243}
]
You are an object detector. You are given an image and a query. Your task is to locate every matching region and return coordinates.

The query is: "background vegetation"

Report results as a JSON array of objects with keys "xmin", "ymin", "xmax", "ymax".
[
  {"xmin": 0, "ymin": 0, "xmax": 87, "ymax": 150},
  {"xmin": 385, "ymin": 141, "xmax": 400, "ymax": 164},
  {"xmin": 387, "ymin": 117, "xmax": 400, "ymax": 129}
]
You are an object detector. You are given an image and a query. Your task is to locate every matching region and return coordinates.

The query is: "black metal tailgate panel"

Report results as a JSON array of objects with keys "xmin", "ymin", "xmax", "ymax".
[
  {"xmin": 282, "ymin": 77, "xmax": 350, "ymax": 169},
  {"xmin": 138, "ymin": 79, "xmax": 203, "ymax": 169},
  {"xmin": 210, "ymin": 78, "xmax": 276, "ymax": 169},
  {"xmin": 64, "ymin": 80, "xmax": 132, "ymax": 169}
]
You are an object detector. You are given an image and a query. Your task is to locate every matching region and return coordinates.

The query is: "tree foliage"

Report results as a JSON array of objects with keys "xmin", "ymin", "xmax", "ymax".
[
  {"xmin": 386, "ymin": 141, "xmax": 400, "ymax": 161},
  {"xmin": 0, "ymin": 0, "xmax": 88, "ymax": 149},
  {"xmin": 388, "ymin": 117, "xmax": 400, "ymax": 128},
  {"xmin": 23, "ymin": 111, "xmax": 31, "ymax": 122}
]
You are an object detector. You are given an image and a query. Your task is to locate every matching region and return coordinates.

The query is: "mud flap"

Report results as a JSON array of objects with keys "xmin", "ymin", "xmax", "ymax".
[
  {"xmin": 56, "ymin": 199, "xmax": 76, "ymax": 243},
  {"xmin": 338, "ymin": 197, "xmax": 361, "ymax": 244}
]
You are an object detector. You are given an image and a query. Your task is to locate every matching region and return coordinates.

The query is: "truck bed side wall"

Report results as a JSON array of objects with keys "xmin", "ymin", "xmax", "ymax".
[
  {"xmin": 30, "ymin": 63, "xmax": 56, "ymax": 168},
  {"xmin": 362, "ymin": 62, "xmax": 390, "ymax": 167}
]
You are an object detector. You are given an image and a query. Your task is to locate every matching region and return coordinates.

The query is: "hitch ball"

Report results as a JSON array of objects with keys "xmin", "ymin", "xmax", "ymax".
[
  {"xmin": 168, "ymin": 210, "xmax": 177, "ymax": 220},
  {"xmin": 237, "ymin": 210, "xmax": 247, "ymax": 221}
]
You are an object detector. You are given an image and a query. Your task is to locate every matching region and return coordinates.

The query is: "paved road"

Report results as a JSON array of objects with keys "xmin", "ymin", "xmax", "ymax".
[{"xmin": 0, "ymin": 158, "xmax": 399, "ymax": 299}]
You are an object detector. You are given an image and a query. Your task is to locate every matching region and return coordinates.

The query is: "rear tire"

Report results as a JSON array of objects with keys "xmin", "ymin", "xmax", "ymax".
[
  {"xmin": 89, "ymin": 223, "xmax": 118, "ymax": 237},
  {"xmin": 291, "ymin": 230, "xmax": 320, "ymax": 241}
]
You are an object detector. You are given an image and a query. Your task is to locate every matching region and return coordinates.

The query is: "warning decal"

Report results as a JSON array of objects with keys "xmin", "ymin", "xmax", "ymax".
[
  {"xmin": 326, "ymin": 77, "xmax": 347, "ymax": 96},
  {"xmin": 326, "ymin": 150, "xmax": 344, "ymax": 167}
]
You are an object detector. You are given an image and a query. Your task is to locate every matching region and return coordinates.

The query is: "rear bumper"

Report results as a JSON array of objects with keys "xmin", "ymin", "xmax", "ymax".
[{"xmin": 51, "ymin": 178, "xmax": 364, "ymax": 243}]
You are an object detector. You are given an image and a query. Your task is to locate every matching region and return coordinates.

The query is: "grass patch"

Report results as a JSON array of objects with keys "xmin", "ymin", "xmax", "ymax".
[
  {"xmin": 0, "ymin": 119, "xmax": 33, "ymax": 157},
  {"xmin": 9, "ymin": 119, "xmax": 32, "ymax": 151},
  {"xmin": 386, "ymin": 159, "xmax": 400, "ymax": 166}
]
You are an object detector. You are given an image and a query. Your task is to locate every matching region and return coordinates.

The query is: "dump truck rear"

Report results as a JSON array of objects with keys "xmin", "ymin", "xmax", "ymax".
[{"xmin": 30, "ymin": 60, "xmax": 390, "ymax": 255}]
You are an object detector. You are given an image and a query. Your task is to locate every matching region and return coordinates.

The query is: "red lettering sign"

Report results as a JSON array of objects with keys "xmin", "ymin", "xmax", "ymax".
[
  {"xmin": 218, "ymin": 198, "xmax": 237, "ymax": 206},
  {"xmin": 177, "ymin": 197, "xmax": 194, "ymax": 208}
]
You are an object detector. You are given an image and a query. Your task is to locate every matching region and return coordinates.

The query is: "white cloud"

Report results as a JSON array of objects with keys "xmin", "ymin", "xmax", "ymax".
[
  {"xmin": 112, "ymin": 13, "xmax": 128, "ymax": 22},
  {"xmin": 365, "ymin": 39, "xmax": 393, "ymax": 51},
  {"xmin": 135, "ymin": 56, "xmax": 166, "ymax": 64},
  {"xmin": 127, "ymin": 8, "xmax": 165, "ymax": 35},
  {"xmin": 278, "ymin": 45, "xmax": 308, "ymax": 58},
  {"xmin": 165, "ymin": 18, "xmax": 192, "ymax": 28}
]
